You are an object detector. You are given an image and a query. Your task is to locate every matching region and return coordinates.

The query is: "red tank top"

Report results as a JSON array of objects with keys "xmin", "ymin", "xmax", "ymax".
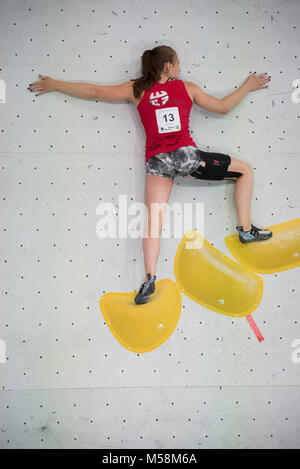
[{"xmin": 137, "ymin": 79, "xmax": 197, "ymax": 163}]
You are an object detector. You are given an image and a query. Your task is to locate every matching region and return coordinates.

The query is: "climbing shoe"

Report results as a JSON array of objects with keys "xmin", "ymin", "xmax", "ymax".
[
  {"xmin": 134, "ymin": 273, "xmax": 157, "ymax": 304},
  {"xmin": 237, "ymin": 224, "xmax": 272, "ymax": 244}
]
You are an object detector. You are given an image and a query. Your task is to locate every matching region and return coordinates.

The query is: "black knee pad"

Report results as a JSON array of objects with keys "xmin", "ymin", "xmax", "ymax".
[
  {"xmin": 224, "ymin": 170, "xmax": 243, "ymax": 179},
  {"xmin": 189, "ymin": 153, "xmax": 232, "ymax": 180}
]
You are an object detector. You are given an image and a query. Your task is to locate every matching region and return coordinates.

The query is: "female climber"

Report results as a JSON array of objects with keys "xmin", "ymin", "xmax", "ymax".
[{"xmin": 27, "ymin": 45, "xmax": 272, "ymax": 305}]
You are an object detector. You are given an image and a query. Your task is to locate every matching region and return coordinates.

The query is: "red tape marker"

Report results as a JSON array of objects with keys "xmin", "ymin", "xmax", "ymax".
[{"xmin": 246, "ymin": 315, "xmax": 264, "ymax": 342}]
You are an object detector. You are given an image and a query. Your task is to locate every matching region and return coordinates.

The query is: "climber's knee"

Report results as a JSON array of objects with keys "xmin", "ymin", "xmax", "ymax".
[{"xmin": 224, "ymin": 158, "xmax": 252, "ymax": 180}]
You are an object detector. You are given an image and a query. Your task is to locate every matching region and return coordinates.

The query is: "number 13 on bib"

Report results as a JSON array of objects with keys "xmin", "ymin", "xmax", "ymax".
[{"xmin": 155, "ymin": 107, "xmax": 181, "ymax": 134}]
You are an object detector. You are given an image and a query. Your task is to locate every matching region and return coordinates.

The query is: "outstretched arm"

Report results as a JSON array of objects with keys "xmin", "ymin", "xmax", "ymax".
[
  {"xmin": 28, "ymin": 74, "xmax": 95, "ymax": 99},
  {"xmin": 222, "ymin": 72, "xmax": 270, "ymax": 113},
  {"xmin": 28, "ymin": 75, "xmax": 133, "ymax": 101}
]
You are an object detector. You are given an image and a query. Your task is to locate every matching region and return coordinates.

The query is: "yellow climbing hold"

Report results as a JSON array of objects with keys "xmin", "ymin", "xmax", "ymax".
[
  {"xmin": 225, "ymin": 218, "xmax": 300, "ymax": 274},
  {"xmin": 99, "ymin": 279, "xmax": 182, "ymax": 353},
  {"xmin": 174, "ymin": 229, "xmax": 263, "ymax": 318}
]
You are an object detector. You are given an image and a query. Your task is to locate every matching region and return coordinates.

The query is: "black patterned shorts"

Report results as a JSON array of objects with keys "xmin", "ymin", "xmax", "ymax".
[{"xmin": 145, "ymin": 146, "xmax": 238, "ymax": 181}]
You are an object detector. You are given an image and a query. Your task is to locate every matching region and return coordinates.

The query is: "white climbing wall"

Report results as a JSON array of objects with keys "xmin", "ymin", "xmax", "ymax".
[{"xmin": 1, "ymin": 0, "xmax": 300, "ymax": 449}]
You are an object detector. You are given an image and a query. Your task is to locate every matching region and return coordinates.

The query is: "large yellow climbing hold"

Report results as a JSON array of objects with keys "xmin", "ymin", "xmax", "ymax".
[
  {"xmin": 99, "ymin": 279, "xmax": 182, "ymax": 353},
  {"xmin": 225, "ymin": 218, "xmax": 300, "ymax": 274},
  {"xmin": 174, "ymin": 229, "xmax": 263, "ymax": 318}
]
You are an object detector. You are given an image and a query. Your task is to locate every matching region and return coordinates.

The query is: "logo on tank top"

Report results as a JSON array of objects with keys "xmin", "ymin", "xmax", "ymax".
[
  {"xmin": 149, "ymin": 90, "xmax": 169, "ymax": 106},
  {"xmin": 148, "ymin": 79, "xmax": 182, "ymax": 133}
]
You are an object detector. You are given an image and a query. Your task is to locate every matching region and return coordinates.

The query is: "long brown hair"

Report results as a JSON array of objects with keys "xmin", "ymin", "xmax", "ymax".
[{"xmin": 131, "ymin": 45, "xmax": 177, "ymax": 100}]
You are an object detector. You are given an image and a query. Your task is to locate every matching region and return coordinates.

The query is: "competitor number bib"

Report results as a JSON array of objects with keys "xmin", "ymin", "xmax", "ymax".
[{"xmin": 155, "ymin": 107, "xmax": 181, "ymax": 134}]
